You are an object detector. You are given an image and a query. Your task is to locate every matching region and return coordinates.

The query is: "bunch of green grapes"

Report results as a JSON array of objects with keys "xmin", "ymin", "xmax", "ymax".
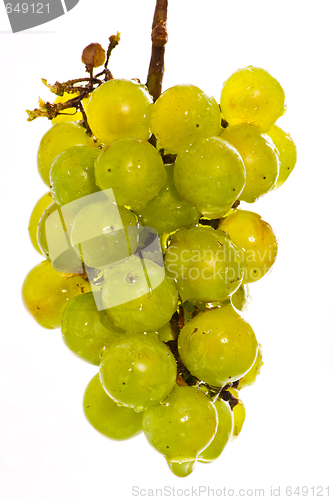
[{"xmin": 23, "ymin": 34, "xmax": 295, "ymax": 478}]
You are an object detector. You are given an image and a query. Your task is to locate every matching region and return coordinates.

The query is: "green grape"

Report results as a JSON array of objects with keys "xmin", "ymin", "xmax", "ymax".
[
  {"xmin": 237, "ymin": 343, "xmax": 263, "ymax": 389},
  {"xmin": 178, "ymin": 305, "xmax": 258, "ymax": 388},
  {"xmin": 198, "ymin": 398, "xmax": 234, "ymax": 463},
  {"xmin": 221, "ymin": 124, "xmax": 279, "ymax": 203},
  {"xmin": 138, "ymin": 163, "xmax": 200, "ymax": 235},
  {"xmin": 158, "ymin": 322, "xmax": 175, "ymax": 343},
  {"xmin": 230, "ymin": 284, "xmax": 249, "ymax": 312},
  {"xmin": 71, "ymin": 200, "xmax": 138, "ymax": 269},
  {"xmin": 174, "ymin": 136, "xmax": 246, "ymax": 218},
  {"xmin": 218, "ymin": 209, "xmax": 278, "ymax": 284},
  {"xmin": 266, "ymin": 125, "xmax": 297, "ymax": 189},
  {"xmin": 50, "ymin": 146, "xmax": 100, "ymax": 206},
  {"xmin": 22, "ymin": 260, "xmax": 91, "ymax": 329},
  {"xmin": 220, "ymin": 66, "xmax": 285, "ymax": 131},
  {"xmin": 28, "ymin": 192, "xmax": 53, "ymax": 254},
  {"xmin": 37, "ymin": 202, "xmax": 82, "ymax": 273},
  {"xmin": 150, "ymin": 84, "xmax": 222, "ymax": 153},
  {"xmin": 37, "ymin": 122, "xmax": 99, "ymax": 186},
  {"xmin": 164, "ymin": 226, "xmax": 244, "ymax": 303},
  {"xmin": 101, "ymin": 256, "xmax": 178, "ymax": 333},
  {"xmin": 99, "ymin": 332, "xmax": 177, "ymax": 411},
  {"xmin": 167, "ymin": 460, "xmax": 196, "ymax": 478},
  {"xmin": 94, "ymin": 138, "xmax": 167, "ymax": 211},
  {"xmin": 143, "ymin": 385, "xmax": 218, "ymax": 463},
  {"xmin": 86, "ymin": 79, "xmax": 153, "ymax": 144},
  {"xmin": 61, "ymin": 293, "xmax": 124, "ymax": 365},
  {"xmin": 228, "ymin": 388, "xmax": 246, "ymax": 440},
  {"xmin": 83, "ymin": 374, "xmax": 143, "ymax": 440}
]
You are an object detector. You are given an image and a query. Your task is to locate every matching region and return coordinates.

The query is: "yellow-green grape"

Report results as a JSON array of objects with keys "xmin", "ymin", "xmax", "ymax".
[
  {"xmin": 230, "ymin": 284, "xmax": 249, "ymax": 312},
  {"xmin": 61, "ymin": 293, "xmax": 124, "ymax": 365},
  {"xmin": 228, "ymin": 388, "xmax": 246, "ymax": 440},
  {"xmin": 174, "ymin": 136, "xmax": 246, "ymax": 218},
  {"xmin": 164, "ymin": 226, "xmax": 244, "ymax": 303},
  {"xmin": 221, "ymin": 124, "xmax": 279, "ymax": 203},
  {"xmin": 266, "ymin": 125, "xmax": 297, "ymax": 189},
  {"xmin": 143, "ymin": 385, "xmax": 218, "ymax": 465},
  {"xmin": 28, "ymin": 192, "xmax": 53, "ymax": 254},
  {"xmin": 237, "ymin": 343, "xmax": 263, "ymax": 390},
  {"xmin": 83, "ymin": 374, "xmax": 143, "ymax": 440},
  {"xmin": 138, "ymin": 163, "xmax": 200, "ymax": 235},
  {"xmin": 218, "ymin": 209, "xmax": 278, "ymax": 284},
  {"xmin": 150, "ymin": 84, "xmax": 222, "ymax": 153},
  {"xmin": 50, "ymin": 146, "xmax": 100, "ymax": 206},
  {"xmin": 99, "ymin": 333, "xmax": 177, "ymax": 411},
  {"xmin": 86, "ymin": 79, "xmax": 153, "ymax": 144},
  {"xmin": 22, "ymin": 260, "xmax": 91, "ymax": 329},
  {"xmin": 51, "ymin": 92, "xmax": 86, "ymax": 124},
  {"xmin": 220, "ymin": 66, "xmax": 285, "ymax": 131},
  {"xmin": 178, "ymin": 305, "xmax": 258, "ymax": 388},
  {"xmin": 71, "ymin": 200, "xmax": 138, "ymax": 269},
  {"xmin": 37, "ymin": 202, "xmax": 81, "ymax": 273},
  {"xmin": 198, "ymin": 398, "xmax": 234, "ymax": 463},
  {"xmin": 101, "ymin": 256, "xmax": 178, "ymax": 333},
  {"xmin": 167, "ymin": 460, "xmax": 196, "ymax": 478},
  {"xmin": 94, "ymin": 138, "xmax": 167, "ymax": 211},
  {"xmin": 158, "ymin": 322, "xmax": 175, "ymax": 343},
  {"xmin": 37, "ymin": 122, "xmax": 99, "ymax": 186}
]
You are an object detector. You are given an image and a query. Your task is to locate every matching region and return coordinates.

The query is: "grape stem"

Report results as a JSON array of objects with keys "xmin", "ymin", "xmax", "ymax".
[
  {"xmin": 78, "ymin": 101, "xmax": 93, "ymax": 136},
  {"xmin": 26, "ymin": 34, "xmax": 121, "ymax": 127},
  {"xmin": 102, "ymin": 34, "xmax": 121, "ymax": 75},
  {"xmin": 146, "ymin": 0, "xmax": 168, "ymax": 101}
]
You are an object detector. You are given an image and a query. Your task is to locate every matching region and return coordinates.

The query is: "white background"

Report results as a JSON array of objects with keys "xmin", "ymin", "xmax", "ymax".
[{"xmin": 1, "ymin": 1, "xmax": 333, "ymax": 499}]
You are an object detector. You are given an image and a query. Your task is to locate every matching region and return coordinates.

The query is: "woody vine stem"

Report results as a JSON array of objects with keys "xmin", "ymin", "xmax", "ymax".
[{"xmin": 146, "ymin": 0, "xmax": 168, "ymax": 102}]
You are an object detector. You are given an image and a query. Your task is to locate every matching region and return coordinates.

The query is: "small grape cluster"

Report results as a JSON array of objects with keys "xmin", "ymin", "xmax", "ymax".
[{"xmin": 23, "ymin": 41, "xmax": 296, "ymax": 477}]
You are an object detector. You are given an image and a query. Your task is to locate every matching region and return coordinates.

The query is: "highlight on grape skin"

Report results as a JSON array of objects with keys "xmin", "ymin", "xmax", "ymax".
[{"xmin": 23, "ymin": 15, "xmax": 297, "ymax": 478}]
